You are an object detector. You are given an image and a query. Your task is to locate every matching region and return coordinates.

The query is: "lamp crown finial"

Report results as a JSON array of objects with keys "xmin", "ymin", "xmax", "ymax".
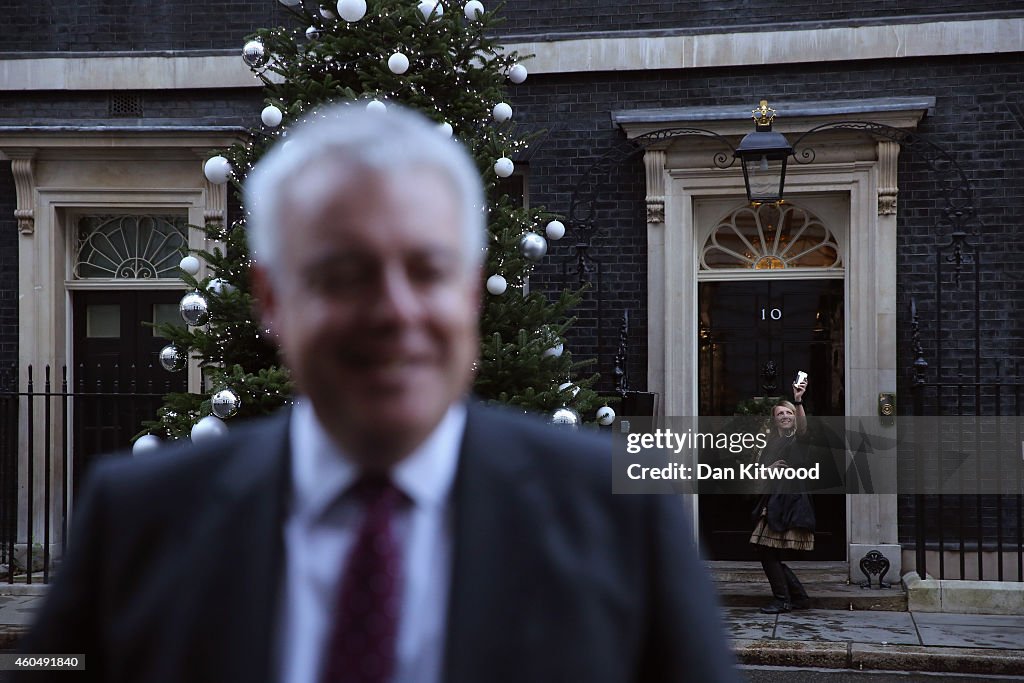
[{"xmin": 753, "ymin": 100, "xmax": 776, "ymax": 129}]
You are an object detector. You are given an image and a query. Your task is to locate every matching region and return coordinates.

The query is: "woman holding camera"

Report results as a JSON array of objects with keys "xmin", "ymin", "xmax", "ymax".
[{"xmin": 749, "ymin": 375, "xmax": 815, "ymax": 613}]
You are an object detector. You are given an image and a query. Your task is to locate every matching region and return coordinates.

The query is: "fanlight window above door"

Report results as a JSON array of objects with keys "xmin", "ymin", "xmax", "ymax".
[
  {"xmin": 73, "ymin": 215, "xmax": 189, "ymax": 280},
  {"xmin": 701, "ymin": 203, "xmax": 841, "ymax": 271}
]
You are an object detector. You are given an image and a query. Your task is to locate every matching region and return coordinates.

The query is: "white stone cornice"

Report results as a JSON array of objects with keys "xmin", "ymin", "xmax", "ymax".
[{"xmin": 0, "ymin": 17, "xmax": 1021, "ymax": 90}]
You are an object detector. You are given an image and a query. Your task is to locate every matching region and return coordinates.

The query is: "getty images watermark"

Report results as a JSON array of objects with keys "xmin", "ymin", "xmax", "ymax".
[{"xmin": 611, "ymin": 416, "xmax": 1024, "ymax": 496}]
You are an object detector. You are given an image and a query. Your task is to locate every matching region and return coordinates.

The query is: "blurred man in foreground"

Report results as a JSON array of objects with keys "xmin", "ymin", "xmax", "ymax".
[{"xmin": 17, "ymin": 104, "xmax": 739, "ymax": 683}]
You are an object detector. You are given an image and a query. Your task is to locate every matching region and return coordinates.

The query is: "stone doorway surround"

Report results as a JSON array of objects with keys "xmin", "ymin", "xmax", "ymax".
[
  {"xmin": 612, "ymin": 97, "xmax": 935, "ymax": 578},
  {"xmin": 0, "ymin": 125, "xmax": 244, "ymax": 542}
]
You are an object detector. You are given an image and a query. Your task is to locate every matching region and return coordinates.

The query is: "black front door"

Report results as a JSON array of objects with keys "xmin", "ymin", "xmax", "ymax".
[
  {"xmin": 72, "ymin": 290, "xmax": 186, "ymax": 488},
  {"xmin": 697, "ymin": 279, "xmax": 846, "ymax": 560}
]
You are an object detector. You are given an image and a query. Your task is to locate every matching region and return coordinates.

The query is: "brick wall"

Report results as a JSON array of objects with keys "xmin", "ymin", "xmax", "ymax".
[
  {"xmin": 513, "ymin": 53, "xmax": 1024, "ymax": 399},
  {"xmin": 0, "ymin": 89, "xmax": 264, "ymax": 127},
  {"xmin": 0, "ymin": 163, "xmax": 16, "ymax": 373},
  {"xmin": 0, "ymin": 1, "xmax": 1021, "ymax": 52}
]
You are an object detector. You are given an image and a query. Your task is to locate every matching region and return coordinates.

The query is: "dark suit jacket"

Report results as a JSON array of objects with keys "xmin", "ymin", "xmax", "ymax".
[{"xmin": 15, "ymin": 402, "xmax": 739, "ymax": 683}]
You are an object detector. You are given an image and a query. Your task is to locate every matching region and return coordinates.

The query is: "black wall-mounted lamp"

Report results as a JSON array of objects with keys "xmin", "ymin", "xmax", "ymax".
[{"xmin": 734, "ymin": 100, "xmax": 794, "ymax": 203}]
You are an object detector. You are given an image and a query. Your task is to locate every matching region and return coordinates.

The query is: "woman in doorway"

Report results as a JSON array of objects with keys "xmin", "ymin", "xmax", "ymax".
[{"xmin": 750, "ymin": 376, "xmax": 815, "ymax": 613}]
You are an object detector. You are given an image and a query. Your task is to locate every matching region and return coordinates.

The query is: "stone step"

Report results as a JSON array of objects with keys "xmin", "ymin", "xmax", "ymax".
[
  {"xmin": 715, "ymin": 580, "xmax": 908, "ymax": 611},
  {"xmin": 710, "ymin": 561, "xmax": 853, "ymax": 584}
]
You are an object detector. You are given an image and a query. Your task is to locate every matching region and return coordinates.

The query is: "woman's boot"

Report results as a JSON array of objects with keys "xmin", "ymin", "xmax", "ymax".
[
  {"xmin": 782, "ymin": 564, "xmax": 810, "ymax": 610},
  {"xmin": 759, "ymin": 556, "xmax": 791, "ymax": 614}
]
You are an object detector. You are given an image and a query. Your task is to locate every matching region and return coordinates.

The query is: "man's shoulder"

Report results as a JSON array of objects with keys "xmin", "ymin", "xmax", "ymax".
[
  {"xmin": 465, "ymin": 401, "xmax": 611, "ymax": 474},
  {"xmin": 84, "ymin": 411, "xmax": 290, "ymax": 497}
]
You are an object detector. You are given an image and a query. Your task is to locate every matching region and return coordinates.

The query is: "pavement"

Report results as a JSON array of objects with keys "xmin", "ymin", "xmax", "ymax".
[{"xmin": 1, "ymin": 588, "xmax": 1023, "ymax": 678}]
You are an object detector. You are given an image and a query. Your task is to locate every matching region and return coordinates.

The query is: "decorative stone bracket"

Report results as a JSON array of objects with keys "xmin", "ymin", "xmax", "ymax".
[
  {"xmin": 644, "ymin": 149, "xmax": 666, "ymax": 224},
  {"xmin": 10, "ymin": 153, "xmax": 37, "ymax": 234},
  {"xmin": 877, "ymin": 140, "xmax": 899, "ymax": 216}
]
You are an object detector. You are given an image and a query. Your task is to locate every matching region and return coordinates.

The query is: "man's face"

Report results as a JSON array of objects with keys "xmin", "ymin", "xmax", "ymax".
[{"xmin": 254, "ymin": 163, "xmax": 480, "ymax": 465}]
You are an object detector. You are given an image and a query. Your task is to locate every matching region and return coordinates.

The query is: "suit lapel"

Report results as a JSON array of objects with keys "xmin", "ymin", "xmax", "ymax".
[
  {"xmin": 178, "ymin": 413, "xmax": 291, "ymax": 683},
  {"xmin": 443, "ymin": 404, "xmax": 548, "ymax": 683}
]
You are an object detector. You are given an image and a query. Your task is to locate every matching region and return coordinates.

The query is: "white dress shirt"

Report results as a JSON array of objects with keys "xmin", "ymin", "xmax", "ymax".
[{"xmin": 275, "ymin": 400, "xmax": 464, "ymax": 683}]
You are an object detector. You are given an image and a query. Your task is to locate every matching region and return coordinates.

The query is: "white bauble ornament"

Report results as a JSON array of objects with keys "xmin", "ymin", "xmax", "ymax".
[
  {"xmin": 179, "ymin": 291, "xmax": 210, "ymax": 326},
  {"xmin": 438, "ymin": 121, "xmax": 454, "ymax": 137},
  {"xmin": 418, "ymin": 0, "xmax": 442, "ymax": 21},
  {"xmin": 206, "ymin": 278, "xmax": 236, "ymax": 296},
  {"xmin": 492, "ymin": 102, "xmax": 512, "ymax": 122},
  {"xmin": 550, "ymin": 407, "xmax": 581, "ymax": 429},
  {"xmin": 464, "ymin": 0, "xmax": 485, "ymax": 19},
  {"xmin": 519, "ymin": 232, "xmax": 548, "ymax": 262},
  {"xmin": 211, "ymin": 388, "xmax": 242, "ymax": 419},
  {"xmin": 336, "ymin": 0, "xmax": 367, "ymax": 21},
  {"xmin": 158, "ymin": 344, "xmax": 186, "ymax": 372},
  {"xmin": 542, "ymin": 343, "xmax": 564, "ymax": 359},
  {"xmin": 242, "ymin": 39, "xmax": 269, "ymax": 68},
  {"xmin": 545, "ymin": 219, "xmax": 566, "ymax": 241},
  {"xmin": 132, "ymin": 434, "xmax": 162, "ymax": 456},
  {"xmin": 494, "ymin": 157, "xmax": 514, "ymax": 178},
  {"xmin": 203, "ymin": 155, "xmax": 232, "ymax": 185},
  {"xmin": 320, "ymin": 5, "xmax": 336, "ymax": 18},
  {"xmin": 486, "ymin": 274, "xmax": 507, "ymax": 295},
  {"xmin": 388, "ymin": 52, "xmax": 410, "ymax": 74},
  {"xmin": 508, "ymin": 63, "xmax": 528, "ymax": 84},
  {"xmin": 366, "ymin": 99, "xmax": 387, "ymax": 114},
  {"xmin": 178, "ymin": 255, "xmax": 201, "ymax": 275},
  {"xmin": 596, "ymin": 406, "xmax": 616, "ymax": 426},
  {"xmin": 305, "ymin": 25, "xmax": 321, "ymax": 40},
  {"xmin": 261, "ymin": 105, "xmax": 283, "ymax": 128},
  {"xmin": 191, "ymin": 415, "xmax": 228, "ymax": 444},
  {"xmin": 558, "ymin": 381, "xmax": 581, "ymax": 398}
]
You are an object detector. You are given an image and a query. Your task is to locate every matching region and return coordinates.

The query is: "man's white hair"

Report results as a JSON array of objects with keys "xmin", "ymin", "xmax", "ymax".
[{"xmin": 245, "ymin": 102, "xmax": 486, "ymax": 271}]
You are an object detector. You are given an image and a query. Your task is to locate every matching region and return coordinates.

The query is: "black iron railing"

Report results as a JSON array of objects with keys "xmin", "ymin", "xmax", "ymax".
[{"xmin": 0, "ymin": 364, "xmax": 168, "ymax": 584}]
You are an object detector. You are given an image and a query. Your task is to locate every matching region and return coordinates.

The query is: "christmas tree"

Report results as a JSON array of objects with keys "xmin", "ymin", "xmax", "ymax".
[{"xmin": 145, "ymin": 0, "xmax": 608, "ymax": 444}]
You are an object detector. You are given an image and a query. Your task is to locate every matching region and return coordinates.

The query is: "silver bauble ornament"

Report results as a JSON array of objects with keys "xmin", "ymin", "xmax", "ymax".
[
  {"xmin": 519, "ymin": 233, "xmax": 548, "ymax": 262},
  {"xmin": 180, "ymin": 291, "xmax": 210, "ymax": 326},
  {"xmin": 305, "ymin": 25, "xmax": 321, "ymax": 40},
  {"xmin": 558, "ymin": 381, "xmax": 581, "ymax": 398},
  {"xmin": 545, "ymin": 219, "xmax": 566, "ymax": 241},
  {"xmin": 242, "ymin": 39, "xmax": 270, "ymax": 68},
  {"xmin": 211, "ymin": 388, "xmax": 242, "ymax": 419},
  {"xmin": 366, "ymin": 99, "xmax": 387, "ymax": 114},
  {"xmin": 596, "ymin": 406, "xmax": 616, "ymax": 426},
  {"xmin": 191, "ymin": 415, "xmax": 228, "ymax": 444},
  {"xmin": 132, "ymin": 434, "xmax": 162, "ymax": 456},
  {"xmin": 438, "ymin": 121, "xmax": 454, "ymax": 137},
  {"xmin": 550, "ymin": 407, "xmax": 581, "ymax": 429},
  {"xmin": 158, "ymin": 344, "xmax": 186, "ymax": 372},
  {"xmin": 279, "ymin": 0, "xmax": 301, "ymax": 5}
]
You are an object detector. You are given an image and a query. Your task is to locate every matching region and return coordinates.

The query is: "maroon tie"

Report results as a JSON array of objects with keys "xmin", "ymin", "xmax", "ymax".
[{"xmin": 321, "ymin": 476, "xmax": 404, "ymax": 683}]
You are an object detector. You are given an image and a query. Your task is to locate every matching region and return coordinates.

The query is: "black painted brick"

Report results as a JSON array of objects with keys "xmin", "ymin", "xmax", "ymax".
[{"xmin": 0, "ymin": 162, "xmax": 16, "ymax": 372}]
